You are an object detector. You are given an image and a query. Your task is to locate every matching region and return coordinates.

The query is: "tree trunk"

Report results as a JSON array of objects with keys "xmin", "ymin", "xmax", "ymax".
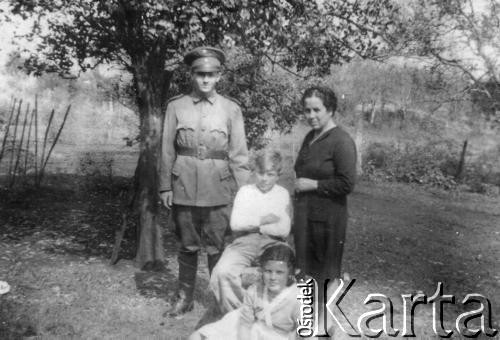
[
  {"xmin": 134, "ymin": 113, "xmax": 164, "ymax": 267},
  {"xmin": 131, "ymin": 51, "xmax": 171, "ymax": 268}
]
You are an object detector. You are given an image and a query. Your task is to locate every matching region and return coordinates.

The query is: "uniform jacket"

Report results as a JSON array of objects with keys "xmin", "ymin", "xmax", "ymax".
[{"xmin": 159, "ymin": 92, "xmax": 249, "ymax": 206}]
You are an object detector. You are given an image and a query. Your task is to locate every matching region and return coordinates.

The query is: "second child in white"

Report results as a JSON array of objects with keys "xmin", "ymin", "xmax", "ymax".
[{"xmin": 210, "ymin": 150, "xmax": 292, "ymax": 314}]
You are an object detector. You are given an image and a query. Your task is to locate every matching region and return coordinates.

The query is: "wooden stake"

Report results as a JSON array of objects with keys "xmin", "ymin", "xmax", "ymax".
[
  {"xmin": 8, "ymin": 100, "xmax": 23, "ymax": 183},
  {"xmin": 39, "ymin": 105, "xmax": 71, "ymax": 185},
  {"xmin": 24, "ymin": 103, "xmax": 35, "ymax": 177},
  {"xmin": 10, "ymin": 103, "xmax": 30, "ymax": 187},
  {"xmin": 37, "ymin": 107, "xmax": 55, "ymax": 186},
  {"xmin": 0, "ymin": 98, "xmax": 17, "ymax": 166}
]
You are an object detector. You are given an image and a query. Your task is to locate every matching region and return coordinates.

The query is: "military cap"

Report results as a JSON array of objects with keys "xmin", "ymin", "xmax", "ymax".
[{"xmin": 184, "ymin": 46, "xmax": 226, "ymax": 72}]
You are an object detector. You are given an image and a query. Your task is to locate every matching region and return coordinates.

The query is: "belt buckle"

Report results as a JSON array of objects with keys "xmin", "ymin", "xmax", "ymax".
[{"xmin": 197, "ymin": 146, "xmax": 207, "ymax": 160}]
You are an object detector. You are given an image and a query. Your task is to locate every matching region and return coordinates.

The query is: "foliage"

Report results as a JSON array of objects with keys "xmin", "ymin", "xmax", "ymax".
[
  {"xmin": 77, "ymin": 152, "xmax": 115, "ymax": 193},
  {"xmin": 363, "ymin": 141, "xmax": 459, "ymax": 190},
  {"xmin": 78, "ymin": 152, "xmax": 114, "ymax": 177},
  {"xmin": 470, "ymin": 81, "xmax": 500, "ymax": 123},
  {"xmin": 5, "ymin": 0, "xmax": 399, "ymax": 152},
  {"xmin": 394, "ymin": 0, "xmax": 500, "ymax": 125},
  {"xmin": 363, "ymin": 140, "xmax": 500, "ymax": 194},
  {"xmin": 8, "ymin": 0, "xmax": 396, "ymax": 71},
  {"xmin": 463, "ymin": 156, "xmax": 500, "ymax": 195},
  {"xmin": 7, "ymin": 0, "xmax": 397, "ymax": 117},
  {"xmin": 330, "ymin": 58, "xmax": 476, "ymax": 125},
  {"xmin": 220, "ymin": 51, "xmax": 302, "ymax": 149}
]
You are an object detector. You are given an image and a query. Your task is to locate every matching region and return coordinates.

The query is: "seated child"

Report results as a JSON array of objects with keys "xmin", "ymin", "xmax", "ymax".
[
  {"xmin": 210, "ymin": 149, "xmax": 292, "ymax": 313},
  {"xmin": 190, "ymin": 244, "xmax": 300, "ymax": 340}
]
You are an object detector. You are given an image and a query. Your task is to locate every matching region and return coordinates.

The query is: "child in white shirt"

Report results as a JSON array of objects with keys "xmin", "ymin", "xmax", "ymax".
[
  {"xmin": 191, "ymin": 244, "xmax": 299, "ymax": 340},
  {"xmin": 210, "ymin": 149, "xmax": 292, "ymax": 314}
]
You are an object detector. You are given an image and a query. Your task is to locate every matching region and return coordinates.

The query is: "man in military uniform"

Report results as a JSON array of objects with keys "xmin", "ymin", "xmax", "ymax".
[{"xmin": 159, "ymin": 46, "xmax": 249, "ymax": 316}]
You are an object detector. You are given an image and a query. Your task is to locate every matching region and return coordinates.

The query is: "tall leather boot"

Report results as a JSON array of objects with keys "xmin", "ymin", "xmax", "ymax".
[
  {"xmin": 168, "ymin": 251, "xmax": 198, "ymax": 317},
  {"xmin": 207, "ymin": 252, "xmax": 221, "ymax": 276}
]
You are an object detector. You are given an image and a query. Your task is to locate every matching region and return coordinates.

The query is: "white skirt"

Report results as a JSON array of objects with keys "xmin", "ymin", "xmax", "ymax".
[{"xmin": 198, "ymin": 309, "xmax": 293, "ymax": 340}]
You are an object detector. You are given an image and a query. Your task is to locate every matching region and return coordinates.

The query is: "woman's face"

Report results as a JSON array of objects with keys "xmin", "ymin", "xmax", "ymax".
[
  {"xmin": 262, "ymin": 260, "xmax": 290, "ymax": 295},
  {"xmin": 303, "ymin": 95, "xmax": 333, "ymax": 131}
]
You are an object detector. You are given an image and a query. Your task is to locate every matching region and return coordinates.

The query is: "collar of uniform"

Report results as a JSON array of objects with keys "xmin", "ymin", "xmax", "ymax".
[{"xmin": 191, "ymin": 92, "xmax": 218, "ymax": 105}]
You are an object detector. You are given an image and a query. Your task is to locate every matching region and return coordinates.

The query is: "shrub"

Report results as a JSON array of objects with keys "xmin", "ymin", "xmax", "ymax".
[
  {"xmin": 363, "ymin": 142, "xmax": 398, "ymax": 169},
  {"xmin": 463, "ymin": 162, "xmax": 500, "ymax": 195},
  {"xmin": 77, "ymin": 152, "xmax": 114, "ymax": 193},
  {"xmin": 362, "ymin": 141, "xmax": 459, "ymax": 190},
  {"xmin": 363, "ymin": 140, "xmax": 500, "ymax": 196},
  {"xmin": 78, "ymin": 152, "xmax": 113, "ymax": 177}
]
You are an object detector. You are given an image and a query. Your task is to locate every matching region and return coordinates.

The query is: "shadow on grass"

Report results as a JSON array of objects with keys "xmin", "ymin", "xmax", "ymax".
[
  {"xmin": 0, "ymin": 174, "xmax": 178, "ymax": 263},
  {"xmin": 135, "ymin": 269, "xmax": 177, "ymax": 300},
  {"xmin": 0, "ymin": 297, "xmax": 37, "ymax": 339}
]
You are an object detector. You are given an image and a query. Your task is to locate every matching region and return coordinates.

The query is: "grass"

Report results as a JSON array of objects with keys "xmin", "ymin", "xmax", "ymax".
[
  {"xmin": 0, "ymin": 116, "xmax": 499, "ymax": 339},
  {"xmin": 0, "ymin": 173, "xmax": 499, "ymax": 339}
]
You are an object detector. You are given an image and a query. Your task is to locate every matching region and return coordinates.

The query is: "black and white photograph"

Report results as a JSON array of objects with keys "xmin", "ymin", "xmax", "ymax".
[{"xmin": 0, "ymin": 1, "xmax": 499, "ymax": 339}]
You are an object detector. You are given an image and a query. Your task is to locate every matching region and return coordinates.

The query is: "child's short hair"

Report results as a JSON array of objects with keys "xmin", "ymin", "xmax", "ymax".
[
  {"xmin": 259, "ymin": 243, "xmax": 295, "ymax": 273},
  {"xmin": 251, "ymin": 149, "xmax": 283, "ymax": 174}
]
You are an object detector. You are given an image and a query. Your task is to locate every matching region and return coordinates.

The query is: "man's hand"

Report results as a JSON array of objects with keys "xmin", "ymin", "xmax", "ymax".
[
  {"xmin": 159, "ymin": 191, "xmax": 173, "ymax": 209},
  {"xmin": 260, "ymin": 213, "xmax": 280, "ymax": 225}
]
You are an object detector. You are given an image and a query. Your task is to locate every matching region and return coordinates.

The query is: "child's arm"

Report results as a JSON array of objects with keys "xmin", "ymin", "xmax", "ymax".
[
  {"xmin": 230, "ymin": 186, "xmax": 261, "ymax": 232},
  {"xmin": 258, "ymin": 190, "xmax": 291, "ymax": 238}
]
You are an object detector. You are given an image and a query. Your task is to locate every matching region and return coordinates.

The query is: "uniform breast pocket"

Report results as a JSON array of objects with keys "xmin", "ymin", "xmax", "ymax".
[
  {"xmin": 208, "ymin": 120, "xmax": 229, "ymax": 148},
  {"xmin": 175, "ymin": 123, "xmax": 196, "ymax": 146}
]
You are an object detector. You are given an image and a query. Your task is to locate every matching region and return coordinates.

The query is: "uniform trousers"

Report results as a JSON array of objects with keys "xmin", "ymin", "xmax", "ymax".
[
  {"xmin": 173, "ymin": 204, "xmax": 231, "ymax": 293},
  {"xmin": 174, "ymin": 204, "xmax": 230, "ymax": 255}
]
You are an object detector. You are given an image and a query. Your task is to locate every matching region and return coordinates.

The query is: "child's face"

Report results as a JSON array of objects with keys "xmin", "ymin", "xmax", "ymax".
[
  {"xmin": 255, "ymin": 164, "xmax": 279, "ymax": 193},
  {"xmin": 262, "ymin": 260, "xmax": 290, "ymax": 295}
]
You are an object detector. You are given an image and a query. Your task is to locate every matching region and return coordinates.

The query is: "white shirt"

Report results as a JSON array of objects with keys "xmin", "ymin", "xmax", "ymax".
[{"xmin": 230, "ymin": 184, "xmax": 291, "ymax": 238}]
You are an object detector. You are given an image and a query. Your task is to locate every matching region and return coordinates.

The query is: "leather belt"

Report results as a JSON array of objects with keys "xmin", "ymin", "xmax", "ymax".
[{"xmin": 176, "ymin": 146, "xmax": 228, "ymax": 160}]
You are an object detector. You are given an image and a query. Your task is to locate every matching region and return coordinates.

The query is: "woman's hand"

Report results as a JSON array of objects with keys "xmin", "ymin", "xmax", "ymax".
[{"xmin": 294, "ymin": 178, "xmax": 318, "ymax": 193}]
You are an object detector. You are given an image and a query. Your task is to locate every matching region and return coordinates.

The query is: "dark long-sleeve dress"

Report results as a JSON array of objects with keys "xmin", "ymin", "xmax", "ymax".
[{"xmin": 293, "ymin": 126, "xmax": 357, "ymax": 283}]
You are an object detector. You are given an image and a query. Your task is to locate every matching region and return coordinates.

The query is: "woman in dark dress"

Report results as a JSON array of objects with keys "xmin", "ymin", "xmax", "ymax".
[{"xmin": 293, "ymin": 86, "xmax": 357, "ymax": 286}]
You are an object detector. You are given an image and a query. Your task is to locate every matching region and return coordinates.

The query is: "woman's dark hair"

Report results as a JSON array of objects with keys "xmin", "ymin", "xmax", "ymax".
[
  {"xmin": 259, "ymin": 243, "xmax": 295, "ymax": 272},
  {"xmin": 301, "ymin": 86, "xmax": 337, "ymax": 113}
]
